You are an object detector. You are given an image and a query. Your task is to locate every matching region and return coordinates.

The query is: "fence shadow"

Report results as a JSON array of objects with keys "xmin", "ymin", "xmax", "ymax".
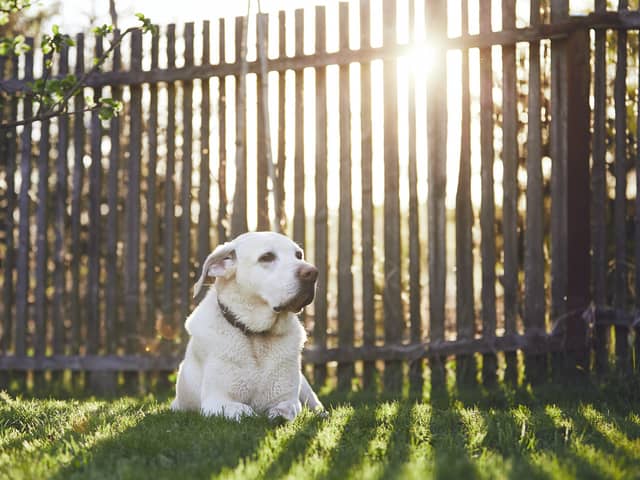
[{"xmin": 48, "ymin": 408, "xmax": 271, "ymax": 480}]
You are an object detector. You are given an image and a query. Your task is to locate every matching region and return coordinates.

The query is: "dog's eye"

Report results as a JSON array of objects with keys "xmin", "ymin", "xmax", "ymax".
[
  {"xmin": 295, "ymin": 251, "xmax": 303, "ymax": 260},
  {"xmin": 259, "ymin": 252, "xmax": 276, "ymax": 263}
]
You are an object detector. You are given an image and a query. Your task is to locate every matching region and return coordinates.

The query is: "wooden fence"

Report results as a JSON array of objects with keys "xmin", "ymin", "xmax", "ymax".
[{"xmin": 0, "ymin": 0, "xmax": 639, "ymax": 395}]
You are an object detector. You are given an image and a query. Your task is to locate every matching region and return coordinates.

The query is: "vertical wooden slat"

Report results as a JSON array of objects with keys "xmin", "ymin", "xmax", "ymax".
[
  {"xmin": 525, "ymin": 0, "xmax": 547, "ymax": 384},
  {"xmin": 565, "ymin": 29, "xmax": 591, "ymax": 372},
  {"xmin": 407, "ymin": 0, "xmax": 422, "ymax": 394},
  {"xmin": 53, "ymin": 46, "xmax": 69, "ymax": 369},
  {"xmin": 163, "ymin": 24, "xmax": 177, "ymax": 330},
  {"xmin": 592, "ymin": 0, "xmax": 608, "ymax": 370},
  {"xmin": 337, "ymin": 2, "xmax": 354, "ymax": 391},
  {"xmin": 501, "ymin": 0, "xmax": 518, "ymax": 385},
  {"xmin": 550, "ymin": 0, "xmax": 569, "ymax": 377},
  {"xmin": 455, "ymin": 0, "xmax": 475, "ymax": 387},
  {"xmin": 383, "ymin": 0, "xmax": 403, "ymax": 392},
  {"xmin": 313, "ymin": 5, "xmax": 328, "ymax": 387},
  {"xmin": 145, "ymin": 28, "xmax": 159, "ymax": 341},
  {"xmin": 256, "ymin": 14, "xmax": 270, "ymax": 231},
  {"xmin": 614, "ymin": 0, "xmax": 630, "ymax": 372},
  {"xmin": 294, "ymin": 9, "xmax": 307, "ymax": 324},
  {"xmin": 180, "ymin": 22, "xmax": 194, "ymax": 323},
  {"xmin": 592, "ymin": 0, "xmax": 608, "ymax": 375},
  {"xmin": 426, "ymin": 0, "xmax": 448, "ymax": 389},
  {"xmin": 232, "ymin": 15, "xmax": 248, "ymax": 236},
  {"xmin": 293, "ymin": 9, "xmax": 305, "ymax": 249},
  {"xmin": 87, "ymin": 36, "xmax": 103, "ymax": 359},
  {"xmin": 15, "ymin": 38, "xmax": 34, "ymax": 363},
  {"xmin": 125, "ymin": 28, "xmax": 143, "ymax": 392},
  {"xmin": 479, "ymin": 0, "xmax": 497, "ymax": 386},
  {"xmin": 217, "ymin": 19, "xmax": 228, "ymax": 244},
  {"xmin": 198, "ymin": 21, "xmax": 212, "ymax": 267},
  {"xmin": 70, "ymin": 34, "xmax": 85, "ymax": 375},
  {"xmin": 636, "ymin": 1, "xmax": 640, "ymax": 372},
  {"xmin": 106, "ymin": 32, "xmax": 121, "ymax": 355},
  {"xmin": 2, "ymin": 56, "xmax": 19, "ymax": 362},
  {"xmin": 276, "ymin": 10, "xmax": 287, "ymax": 231},
  {"xmin": 360, "ymin": 0, "xmax": 376, "ymax": 390},
  {"xmin": 34, "ymin": 53, "xmax": 51, "ymax": 391}
]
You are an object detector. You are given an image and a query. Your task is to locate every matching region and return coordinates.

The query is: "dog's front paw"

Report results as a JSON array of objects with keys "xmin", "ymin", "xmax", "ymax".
[
  {"xmin": 267, "ymin": 400, "xmax": 302, "ymax": 422},
  {"xmin": 201, "ymin": 401, "xmax": 255, "ymax": 421}
]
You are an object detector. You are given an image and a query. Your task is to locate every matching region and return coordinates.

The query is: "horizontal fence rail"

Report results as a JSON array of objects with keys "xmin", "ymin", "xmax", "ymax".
[{"xmin": 1, "ymin": 0, "xmax": 640, "ymax": 395}]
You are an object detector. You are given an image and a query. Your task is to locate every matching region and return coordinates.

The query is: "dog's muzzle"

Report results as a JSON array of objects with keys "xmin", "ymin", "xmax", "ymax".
[{"xmin": 274, "ymin": 264, "xmax": 318, "ymax": 313}]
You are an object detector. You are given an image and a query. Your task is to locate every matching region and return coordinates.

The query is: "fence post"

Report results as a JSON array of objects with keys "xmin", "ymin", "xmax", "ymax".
[{"xmin": 558, "ymin": 27, "xmax": 591, "ymax": 375}]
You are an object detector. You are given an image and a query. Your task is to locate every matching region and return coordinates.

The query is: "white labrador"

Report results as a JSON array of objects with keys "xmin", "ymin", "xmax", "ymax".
[{"xmin": 171, "ymin": 231, "xmax": 324, "ymax": 421}]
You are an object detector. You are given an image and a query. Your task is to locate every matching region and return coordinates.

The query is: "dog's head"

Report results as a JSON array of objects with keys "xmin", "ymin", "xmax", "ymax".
[{"xmin": 193, "ymin": 231, "xmax": 318, "ymax": 313}]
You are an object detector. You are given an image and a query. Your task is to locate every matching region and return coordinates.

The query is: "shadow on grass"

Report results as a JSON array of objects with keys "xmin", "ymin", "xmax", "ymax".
[
  {"xmin": 430, "ymin": 403, "xmax": 479, "ymax": 479},
  {"xmin": 48, "ymin": 408, "xmax": 272, "ymax": 480}
]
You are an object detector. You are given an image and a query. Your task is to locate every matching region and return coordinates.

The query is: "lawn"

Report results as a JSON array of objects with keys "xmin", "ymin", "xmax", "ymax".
[{"xmin": 1, "ymin": 379, "xmax": 639, "ymax": 480}]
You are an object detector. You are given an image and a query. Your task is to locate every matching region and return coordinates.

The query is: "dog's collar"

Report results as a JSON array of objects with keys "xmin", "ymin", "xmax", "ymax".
[{"xmin": 217, "ymin": 298, "xmax": 270, "ymax": 336}]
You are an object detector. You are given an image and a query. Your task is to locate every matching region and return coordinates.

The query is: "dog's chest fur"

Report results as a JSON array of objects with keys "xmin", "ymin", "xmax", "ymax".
[{"xmin": 186, "ymin": 291, "xmax": 306, "ymax": 412}]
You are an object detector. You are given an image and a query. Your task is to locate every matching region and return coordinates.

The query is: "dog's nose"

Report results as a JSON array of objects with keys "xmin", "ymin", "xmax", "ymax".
[{"xmin": 298, "ymin": 264, "xmax": 318, "ymax": 283}]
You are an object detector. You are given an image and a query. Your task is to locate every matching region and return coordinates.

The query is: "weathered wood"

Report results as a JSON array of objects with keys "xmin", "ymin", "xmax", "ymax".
[
  {"xmin": 550, "ymin": 0, "xmax": 569, "ymax": 375},
  {"xmin": 614, "ymin": 1, "xmax": 630, "ymax": 373},
  {"xmin": 5, "ymin": 17, "xmax": 625, "ymax": 99},
  {"xmin": 592, "ymin": 0, "xmax": 608, "ymax": 379},
  {"xmin": 124, "ymin": 29, "xmax": 143, "ymax": 392},
  {"xmin": 70, "ymin": 34, "xmax": 85, "ymax": 360},
  {"xmin": 563, "ymin": 29, "xmax": 591, "ymax": 374},
  {"xmin": 87, "ymin": 35, "xmax": 103, "ymax": 358},
  {"xmin": 33, "ymin": 53, "xmax": 52, "ymax": 391},
  {"xmin": 478, "ymin": 0, "xmax": 497, "ymax": 386},
  {"xmin": 217, "ymin": 19, "xmax": 228, "ymax": 244},
  {"xmin": 407, "ymin": 0, "xmax": 422, "ymax": 394},
  {"xmin": 276, "ymin": 10, "xmax": 287, "ymax": 232},
  {"xmin": 359, "ymin": 0, "xmax": 376, "ymax": 390},
  {"xmin": 145, "ymin": 28, "xmax": 159, "ymax": 339},
  {"xmin": 337, "ymin": 2, "xmax": 354, "ymax": 391},
  {"xmin": 53, "ymin": 46, "xmax": 69, "ymax": 363},
  {"xmin": 14, "ymin": 38, "xmax": 34, "ymax": 359},
  {"xmin": 455, "ymin": 0, "xmax": 476, "ymax": 387},
  {"xmin": 0, "ymin": 331, "xmax": 576, "ymax": 372},
  {"xmin": 180, "ymin": 22, "xmax": 195, "ymax": 323},
  {"xmin": 163, "ymin": 24, "xmax": 177, "ymax": 328},
  {"xmin": 524, "ymin": 0, "xmax": 547, "ymax": 384},
  {"xmin": 501, "ymin": 0, "xmax": 518, "ymax": 385},
  {"xmin": 256, "ymin": 14, "xmax": 270, "ymax": 231},
  {"xmin": 383, "ymin": 0, "xmax": 403, "ymax": 393},
  {"xmin": 104, "ymin": 31, "xmax": 121, "ymax": 384},
  {"xmin": 198, "ymin": 21, "xmax": 212, "ymax": 270},
  {"xmin": 313, "ymin": 5, "xmax": 328, "ymax": 387},
  {"xmin": 1, "ymin": 56, "xmax": 18, "ymax": 360},
  {"xmin": 231, "ymin": 15, "xmax": 248, "ymax": 236},
  {"xmin": 292, "ymin": 9, "xmax": 305, "ymax": 250},
  {"xmin": 636, "ymin": 0, "xmax": 640, "ymax": 372}
]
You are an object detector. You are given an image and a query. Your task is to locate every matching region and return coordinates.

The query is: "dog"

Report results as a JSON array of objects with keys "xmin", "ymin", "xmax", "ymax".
[{"xmin": 171, "ymin": 231, "xmax": 324, "ymax": 421}]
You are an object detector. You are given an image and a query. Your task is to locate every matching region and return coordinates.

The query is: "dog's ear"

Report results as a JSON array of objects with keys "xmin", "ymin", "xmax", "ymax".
[{"xmin": 193, "ymin": 242, "xmax": 237, "ymax": 298}]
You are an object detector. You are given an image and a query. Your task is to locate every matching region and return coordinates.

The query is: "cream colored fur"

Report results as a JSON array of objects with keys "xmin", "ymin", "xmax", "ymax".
[{"xmin": 171, "ymin": 232, "xmax": 323, "ymax": 421}]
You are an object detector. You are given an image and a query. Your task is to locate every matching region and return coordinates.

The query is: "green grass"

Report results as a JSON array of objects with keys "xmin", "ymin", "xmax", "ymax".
[{"xmin": 1, "ymin": 379, "xmax": 639, "ymax": 480}]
